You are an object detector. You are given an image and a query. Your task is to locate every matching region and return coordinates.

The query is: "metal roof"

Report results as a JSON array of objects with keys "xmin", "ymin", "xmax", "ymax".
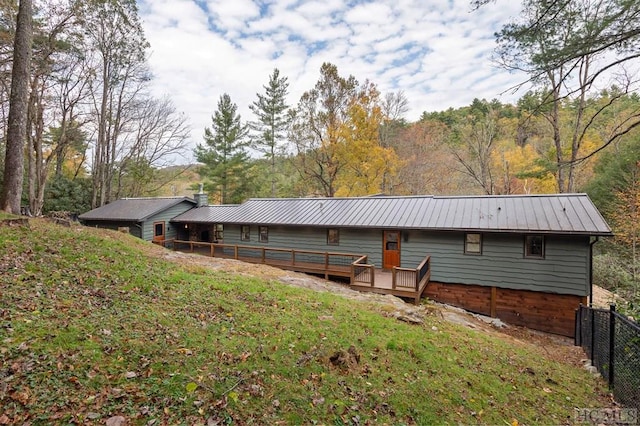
[
  {"xmin": 171, "ymin": 194, "xmax": 612, "ymax": 236},
  {"xmin": 79, "ymin": 197, "xmax": 196, "ymax": 222},
  {"xmin": 169, "ymin": 204, "xmax": 239, "ymax": 223}
]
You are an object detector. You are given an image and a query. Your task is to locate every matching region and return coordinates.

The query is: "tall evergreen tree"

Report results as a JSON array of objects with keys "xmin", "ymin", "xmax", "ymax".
[
  {"xmin": 195, "ymin": 94, "xmax": 251, "ymax": 204},
  {"xmin": 249, "ymin": 68, "xmax": 290, "ymax": 197}
]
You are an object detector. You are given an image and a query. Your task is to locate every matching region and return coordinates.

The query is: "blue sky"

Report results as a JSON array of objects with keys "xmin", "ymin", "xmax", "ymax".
[{"xmin": 138, "ymin": 0, "xmax": 527, "ymax": 152}]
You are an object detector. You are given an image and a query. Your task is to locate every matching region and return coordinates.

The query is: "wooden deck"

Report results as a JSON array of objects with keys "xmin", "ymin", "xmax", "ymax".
[{"xmin": 163, "ymin": 239, "xmax": 431, "ymax": 304}]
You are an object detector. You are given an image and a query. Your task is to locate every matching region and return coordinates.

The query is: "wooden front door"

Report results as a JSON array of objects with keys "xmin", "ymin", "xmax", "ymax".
[
  {"xmin": 153, "ymin": 221, "xmax": 165, "ymax": 243},
  {"xmin": 383, "ymin": 231, "xmax": 401, "ymax": 269}
]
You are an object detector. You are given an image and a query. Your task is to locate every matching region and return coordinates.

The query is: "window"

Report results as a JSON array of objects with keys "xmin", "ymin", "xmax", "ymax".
[
  {"xmin": 214, "ymin": 224, "xmax": 223, "ymax": 241},
  {"xmin": 525, "ymin": 235, "xmax": 545, "ymax": 258},
  {"xmin": 241, "ymin": 225, "xmax": 250, "ymax": 241},
  {"xmin": 327, "ymin": 228, "xmax": 339, "ymax": 245},
  {"xmin": 464, "ymin": 233, "xmax": 482, "ymax": 255},
  {"xmin": 259, "ymin": 226, "xmax": 268, "ymax": 243},
  {"xmin": 154, "ymin": 222, "xmax": 164, "ymax": 238}
]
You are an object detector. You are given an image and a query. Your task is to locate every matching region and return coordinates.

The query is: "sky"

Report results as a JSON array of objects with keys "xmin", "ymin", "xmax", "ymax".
[{"xmin": 137, "ymin": 0, "xmax": 527, "ymax": 156}]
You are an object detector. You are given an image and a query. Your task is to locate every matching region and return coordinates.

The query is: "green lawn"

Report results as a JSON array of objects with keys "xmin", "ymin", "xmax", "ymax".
[{"xmin": 0, "ymin": 219, "xmax": 611, "ymax": 424}]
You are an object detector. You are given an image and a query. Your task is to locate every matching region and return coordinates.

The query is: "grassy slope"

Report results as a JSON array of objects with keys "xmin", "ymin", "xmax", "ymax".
[{"xmin": 0, "ymin": 220, "xmax": 610, "ymax": 425}]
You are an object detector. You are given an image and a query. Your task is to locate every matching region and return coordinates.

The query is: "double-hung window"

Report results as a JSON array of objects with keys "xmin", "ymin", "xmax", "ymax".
[{"xmin": 464, "ymin": 233, "xmax": 482, "ymax": 255}]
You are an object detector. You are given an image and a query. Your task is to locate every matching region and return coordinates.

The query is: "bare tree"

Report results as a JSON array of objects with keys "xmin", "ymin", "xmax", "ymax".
[
  {"xmin": 450, "ymin": 106, "xmax": 500, "ymax": 195},
  {"xmin": 78, "ymin": 0, "xmax": 149, "ymax": 207},
  {"xmin": 114, "ymin": 96, "xmax": 191, "ymax": 198},
  {"xmin": 495, "ymin": 0, "xmax": 640, "ymax": 192}
]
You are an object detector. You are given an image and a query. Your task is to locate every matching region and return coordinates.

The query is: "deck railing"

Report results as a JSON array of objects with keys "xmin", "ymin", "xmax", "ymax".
[
  {"xmin": 392, "ymin": 255, "xmax": 431, "ymax": 291},
  {"xmin": 351, "ymin": 255, "xmax": 375, "ymax": 286},
  {"xmin": 172, "ymin": 240, "xmax": 362, "ymax": 277},
  {"xmin": 169, "ymin": 239, "xmax": 430, "ymax": 303}
]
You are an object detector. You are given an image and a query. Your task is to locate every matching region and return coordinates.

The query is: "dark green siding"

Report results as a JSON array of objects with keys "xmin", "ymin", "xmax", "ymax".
[
  {"xmin": 83, "ymin": 220, "xmax": 142, "ymax": 239},
  {"xmin": 406, "ymin": 231, "xmax": 590, "ymax": 296},
  {"xmin": 221, "ymin": 225, "xmax": 590, "ymax": 296},
  {"xmin": 222, "ymin": 225, "xmax": 383, "ymax": 265},
  {"xmin": 141, "ymin": 201, "xmax": 195, "ymax": 241}
]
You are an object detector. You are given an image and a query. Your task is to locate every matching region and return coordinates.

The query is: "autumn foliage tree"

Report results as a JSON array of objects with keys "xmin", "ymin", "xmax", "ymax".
[
  {"xmin": 610, "ymin": 160, "xmax": 640, "ymax": 292},
  {"xmin": 334, "ymin": 81, "xmax": 400, "ymax": 196},
  {"xmin": 290, "ymin": 63, "xmax": 400, "ymax": 197},
  {"xmin": 290, "ymin": 63, "xmax": 358, "ymax": 197}
]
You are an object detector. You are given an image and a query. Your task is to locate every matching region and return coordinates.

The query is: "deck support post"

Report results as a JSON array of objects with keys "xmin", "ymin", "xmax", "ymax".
[{"xmin": 490, "ymin": 287, "xmax": 497, "ymax": 317}]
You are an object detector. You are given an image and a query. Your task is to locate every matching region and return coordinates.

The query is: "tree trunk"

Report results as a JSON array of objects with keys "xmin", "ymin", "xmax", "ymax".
[{"xmin": 0, "ymin": 0, "xmax": 33, "ymax": 214}]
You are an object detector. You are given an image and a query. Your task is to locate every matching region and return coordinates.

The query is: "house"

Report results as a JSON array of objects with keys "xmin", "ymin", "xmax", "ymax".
[
  {"xmin": 169, "ymin": 194, "xmax": 612, "ymax": 337},
  {"xmin": 78, "ymin": 196, "xmax": 199, "ymax": 243}
]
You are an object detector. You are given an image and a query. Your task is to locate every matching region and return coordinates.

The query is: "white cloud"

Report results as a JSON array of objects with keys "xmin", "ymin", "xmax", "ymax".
[{"xmin": 138, "ymin": 0, "xmax": 529, "ymax": 159}]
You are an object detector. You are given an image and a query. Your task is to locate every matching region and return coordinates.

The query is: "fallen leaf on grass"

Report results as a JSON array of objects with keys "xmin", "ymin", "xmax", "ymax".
[{"xmin": 176, "ymin": 348, "xmax": 193, "ymax": 355}]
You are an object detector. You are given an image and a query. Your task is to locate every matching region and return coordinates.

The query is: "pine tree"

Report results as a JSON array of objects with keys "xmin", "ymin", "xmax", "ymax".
[
  {"xmin": 195, "ymin": 94, "xmax": 251, "ymax": 204},
  {"xmin": 249, "ymin": 68, "xmax": 290, "ymax": 197}
]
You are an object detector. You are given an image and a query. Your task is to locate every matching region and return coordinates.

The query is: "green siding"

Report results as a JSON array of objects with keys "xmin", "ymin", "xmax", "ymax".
[
  {"xmin": 141, "ymin": 201, "xmax": 195, "ymax": 241},
  {"xmin": 221, "ymin": 225, "xmax": 590, "ymax": 296},
  {"xmin": 405, "ymin": 231, "xmax": 590, "ymax": 296},
  {"xmin": 223, "ymin": 225, "xmax": 383, "ymax": 265},
  {"xmin": 83, "ymin": 220, "xmax": 142, "ymax": 239}
]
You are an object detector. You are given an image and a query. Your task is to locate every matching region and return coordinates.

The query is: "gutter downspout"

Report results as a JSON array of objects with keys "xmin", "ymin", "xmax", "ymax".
[{"xmin": 589, "ymin": 236, "xmax": 599, "ymax": 307}]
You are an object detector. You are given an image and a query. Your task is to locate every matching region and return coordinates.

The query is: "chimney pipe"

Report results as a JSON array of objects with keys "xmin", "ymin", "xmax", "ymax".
[{"xmin": 194, "ymin": 184, "xmax": 208, "ymax": 207}]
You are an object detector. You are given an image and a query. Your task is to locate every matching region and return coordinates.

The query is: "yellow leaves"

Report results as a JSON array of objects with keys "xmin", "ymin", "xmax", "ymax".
[
  {"xmin": 612, "ymin": 163, "xmax": 640, "ymax": 246},
  {"xmin": 176, "ymin": 347, "xmax": 193, "ymax": 355},
  {"xmin": 333, "ymin": 90, "xmax": 400, "ymax": 196},
  {"xmin": 491, "ymin": 140, "xmax": 556, "ymax": 194}
]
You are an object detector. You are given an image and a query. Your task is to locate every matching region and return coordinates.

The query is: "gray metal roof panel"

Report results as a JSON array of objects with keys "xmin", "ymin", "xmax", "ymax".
[
  {"xmin": 79, "ymin": 197, "xmax": 195, "ymax": 222},
  {"xmin": 169, "ymin": 194, "xmax": 612, "ymax": 235}
]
